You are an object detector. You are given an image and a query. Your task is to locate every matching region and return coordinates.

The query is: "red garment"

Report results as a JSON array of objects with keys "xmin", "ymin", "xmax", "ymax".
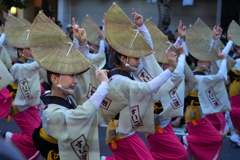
[
  {"xmin": 230, "ymin": 94, "xmax": 240, "ymax": 133},
  {"xmin": 206, "ymin": 112, "xmax": 226, "ymax": 134},
  {"xmin": 186, "ymin": 117, "xmax": 222, "ymax": 160},
  {"xmin": 11, "ymin": 107, "xmax": 41, "ymax": 160},
  {"xmin": 147, "ymin": 122, "xmax": 188, "ymax": 160},
  {"xmin": 0, "ymin": 87, "xmax": 12, "ymax": 118},
  {"xmin": 106, "ymin": 132, "xmax": 154, "ymax": 160}
]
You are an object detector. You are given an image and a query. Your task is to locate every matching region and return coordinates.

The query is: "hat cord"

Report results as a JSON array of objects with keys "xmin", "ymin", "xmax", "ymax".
[
  {"xmin": 26, "ymin": 30, "xmax": 30, "ymax": 40},
  {"xmin": 166, "ymin": 42, "xmax": 173, "ymax": 52},
  {"xmin": 208, "ymin": 43, "xmax": 213, "ymax": 52},
  {"xmin": 66, "ymin": 42, "xmax": 73, "ymax": 56},
  {"xmin": 130, "ymin": 29, "xmax": 139, "ymax": 48}
]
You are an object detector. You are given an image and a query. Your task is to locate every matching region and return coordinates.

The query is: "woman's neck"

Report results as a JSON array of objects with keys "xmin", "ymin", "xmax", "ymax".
[
  {"xmin": 18, "ymin": 56, "xmax": 27, "ymax": 63},
  {"xmin": 194, "ymin": 65, "xmax": 204, "ymax": 73},
  {"xmin": 117, "ymin": 64, "xmax": 131, "ymax": 74},
  {"xmin": 51, "ymin": 87, "xmax": 68, "ymax": 100}
]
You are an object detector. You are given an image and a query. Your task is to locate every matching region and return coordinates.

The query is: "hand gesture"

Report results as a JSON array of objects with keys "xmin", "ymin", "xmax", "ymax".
[
  {"xmin": 178, "ymin": 20, "xmax": 187, "ymax": 39},
  {"xmin": 212, "ymin": 25, "xmax": 220, "ymax": 40},
  {"xmin": 102, "ymin": 13, "xmax": 106, "ymax": 24},
  {"xmin": 97, "ymin": 28, "xmax": 104, "ymax": 40},
  {"xmin": 2, "ymin": 10, "xmax": 8, "ymax": 20},
  {"xmin": 166, "ymin": 49, "xmax": 177, "ymax": 72},
  {"xmin": 174, "ymin": 44, "xmax": 185, "ymax": 55},
  {"xmin": 96, "ymin": 68, "xmax": 109, "ymax": 83},
  {"xmin": 49, "ymin": 17, "xmax": 55, "ymax": 23},
  {"xmin": 132, "ymin": 8, "xmax": 143, "ymax": 27},
  {"xmin": 216, "ymin": 48, "xmax": 225, "ymax": 60},
  {"xmin": 227, "ymin": 32, "xmax": 233, "ymax": 41},
  {"xmin": 1, "ymin": 24, "xmax": 5, "ymax": 33},
  {"xmin": 72, "ymin": 17, "xmax": 87, "ymax": 46},
  {"xmin": 217, "ymin": 24, "xmax": 223, "ymax": 36}
]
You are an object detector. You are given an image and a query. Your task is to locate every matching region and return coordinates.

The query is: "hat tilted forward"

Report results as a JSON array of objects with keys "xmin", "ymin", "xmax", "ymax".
[
  {"xmin": 82, "ymin": 15, "xmax": 100, "ymax": 46},
  {"xmin": 194, "ymin": 18, "xmax": 224, "ymax": 49},
  {"xmin": 104, "ymin": 3, "xmax": 154, "ymax": 58},
  {"xmin": 5, "ymin": 15, "xmax": 30, "ymax": 48},
  {"xmin": 186, "ymin": 25, "xmax": 219, "ymax": 61},
  {"xmin": 144, "ymin": 19, "xmax": 176, "ymax": 63},
  {"xmin": 29, "ymin": 11, "xmax": 91, "ymax": 74},
  {"xmin": 228, "ymin": 20, "xmax": 240, "ymax": 47}
]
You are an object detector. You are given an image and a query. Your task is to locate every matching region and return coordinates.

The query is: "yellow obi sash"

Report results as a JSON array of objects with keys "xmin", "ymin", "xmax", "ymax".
[
  {"xmin": 40, "ymin": 128, "xmax": 59, "ymax": 160},
  {"xmin": 229, "ymin": 75, "xmax": 240, "ymax": 97},
  {"xmin": 185, "ymin": 99, "xmax": 202, "ymax": 126},
  {"xmin": 106, "ymin": 119, "xmax": 122, "ymax": 149}
]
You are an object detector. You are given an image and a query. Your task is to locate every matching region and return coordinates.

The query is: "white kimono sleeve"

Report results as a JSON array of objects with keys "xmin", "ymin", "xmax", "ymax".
[{"xmin": 10, "ymin": 62, "xmax": 41, "ymax": 106}]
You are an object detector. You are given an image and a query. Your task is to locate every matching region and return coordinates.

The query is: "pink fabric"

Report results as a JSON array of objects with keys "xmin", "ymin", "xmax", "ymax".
[
  {"xmin": 11, "ymin": 107, "xmax": 41, "ymax": 160},
  {"xmin": 147, "ymin": 122, "xmax": 188, "ymax": 160},
  {"xmin": 206, "ymin": 112, "xmax": 226, "ymax": 134},
  {"xmin": 106, "ymin": 132, "xmax": 154, "ymax": 160},
  {"xmin": 40, "ymin": 84, "xmax": 45, "ymax": 96},
  {"xmin": 186, "ymin": 117, "xmax": 222, "ymax": 160},
  {"xmin": 230, "ymin": 94, "xmax": 240, "ymax": 133},
  {"xmin": 0, "ymin": 87, "xmax": 12, "ymax": 118}
]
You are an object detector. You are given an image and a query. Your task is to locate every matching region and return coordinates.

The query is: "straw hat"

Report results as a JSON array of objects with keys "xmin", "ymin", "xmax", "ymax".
[
  {"xmin": 104, "ymin": 3, "xmax": 154, "ymax": 58},
  {"xmin": 18, "ymin": 17, "xmax": 32, "ymax": 28},
  {"xmin": 194, "ymin": 18, "xmax": 224, "ymax": 49},
  {"xmin": 82, "ymin": 15, "xmax": 100, "ymax": 46},
  {"xmin": 29, "ymin": 11, "xmax": 91, "ymax": 74},
  {"xmin": 186, "ymin": 25, "xmax": 219, "ymax": 61},
  {"xmin": 228, "ymin": 20, "xmax": 240, "ymax": 46},
  {"xmin": 4, "ymin": 15, "xmax": 30, "ymax": 48},
  {"xmin": 144, "ymin": 19, "xmax": 176, "ymax": 63}
]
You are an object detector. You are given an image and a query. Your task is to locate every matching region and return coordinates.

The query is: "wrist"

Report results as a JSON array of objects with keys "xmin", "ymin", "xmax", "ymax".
[
  {"xmin": 168, "ymin": 65, "xmax": 176, "ymax": 72},
  {"xmin": 79, "ymin": 41, "xmax": 87, "ymax": 46}
]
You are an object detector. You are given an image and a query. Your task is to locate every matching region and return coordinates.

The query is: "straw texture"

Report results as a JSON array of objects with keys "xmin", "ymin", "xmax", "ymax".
[
  {"xmin": 4, "ymin": 15, "xmax": 30, "ymax": 48},
  {"xmin": 19, "ymin": 17, "xmax": 32, "ymax": 28},
  {"xmin": 105, "ymin": 3, "xmax": 154, "ymax": 58},
  {"xmin": 228, "ymin": 20, "xmax": 240, "ymax": 46},
  {"xmin": 29, "ymin": 11, "xmax": 91, "ymax": 74},
  {"xmin": 186, "ymin": 26, "xmax": 219, "ymax": 61},
  {"xmin": 144, "ymin": 19, "xmax": 176, "ymax": 63},
  {"xmin": 194, "ymin": 18, "xmax": 224, "ymax": 49},
  {"xmin": 82, "ymin": 15, "xmax": 100, "ymax": 46}
]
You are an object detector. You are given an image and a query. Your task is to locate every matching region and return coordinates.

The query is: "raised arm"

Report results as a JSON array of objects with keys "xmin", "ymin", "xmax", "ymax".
[{"xmin": 174, "ymin": 20, "xmax": 188, "ymax": 55}]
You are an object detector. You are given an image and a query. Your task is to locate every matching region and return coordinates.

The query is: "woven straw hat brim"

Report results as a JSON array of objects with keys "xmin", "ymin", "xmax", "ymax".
[
  {"xmin": 29, "ymin": 11, "xmax": 91, "ymax": 74},
  {"xmin": 5, "ymin": 15, "xmax": 30, "ymax": 48},
  {"xmin": 186, "ymin": 26, "xmax": 219, "ymax": 61},
  {"xmin": 144, "ymin": 19, "xmax": 176, "ymax": 63},
  {"xmin": 18, "ymin": 17, "xmax": 32, "ymax": 28},
  {"xmin": 228, "ymin": 20, "xmax": 240, "ymax": 46},
  {"xmin": 82, "ymin": 15, "xmax": 100, "ymax": 46},
  {"xmin": 194, "ymin": 18, "xmax": 224, "ymax": 49},
  {"xmin": 105, "ymin": 3, "xmax": 154, "ymax": 58}
]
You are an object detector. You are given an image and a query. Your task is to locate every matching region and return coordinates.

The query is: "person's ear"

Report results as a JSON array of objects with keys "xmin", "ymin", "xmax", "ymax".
[
  {"xmin": 120, "ymin": 55, "xmax": 126, "ymax": 63},
  {"xmin": 51, "ymin": 74, "xmax": 59, "ymax": 85},
  {"xmin": 18, "ymin": 49, "xmax": 23, "ymax": 56}
]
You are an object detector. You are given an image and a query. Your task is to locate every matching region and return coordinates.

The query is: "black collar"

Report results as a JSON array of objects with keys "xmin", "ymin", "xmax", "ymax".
[
  {"xmin": 193, "ymin": 71, "xmax": 205, "ymax": 76},
  {"xmin": 40, "ymin": 96, "xmax": 76, "ymax": 109},
  {"xmin": 12, "ymin": 60, "xmax": 24, "ymax": 65},
  {"xmin": 233, "ymin": 56, "xmax": 240, "ymax": 60},
  {"xmin": 108, "ymin": 69, "xmax": 134, "ymax": 80}
]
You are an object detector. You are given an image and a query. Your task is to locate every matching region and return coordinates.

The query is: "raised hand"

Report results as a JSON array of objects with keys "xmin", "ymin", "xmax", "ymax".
[
  {"xmin": 216, "ymin": 48, "xmax": 225, "ymax": 60},
  {"xmin": 96, "ymin": 69, "xmax": 109, "ymax": 83},
  {"xmin": 178, "ymin": 20, "xmax": 187, "ymax": 39},
  {"xmin": 97, "ymin": 28, "xmax": 104, "ymax": 40},
  {"xmin": 102, "ymin": 13, "xmax": 107, "ymax": 24},
  {"xmin": 212, "ymin": 25, "xmax": 220, "ymax": 40},
  {"xmin": 1, "ymin": 24, "xmax": 5, "ymax": 33},
  {"xmin": 2, "ymin": 10, "xmax": 8, "ymax": 20},
  {"xmin": 132, "ymin": 8, "xmax": 143, "ymax": 27},
  {"xmin": 217, "ymin": 24, "xmax": 223, "ymax": 36},
  {"xmin": 227, "ymin": 32, "xmax": 233, "ymax": 41},
  {"xmin": 72, "ymin": 17, "xmax": 87, "ymax": 46},
  {"xmin": 49, "ymin": 17, "xmax": 55, "ymax": 23},
  {"xmin": 174, "ymin": 44, "xmax": 185, "ymax": 55},
  {"xmin": 166, "ymin": 49, "xmax": 177, "ymax": 72}
]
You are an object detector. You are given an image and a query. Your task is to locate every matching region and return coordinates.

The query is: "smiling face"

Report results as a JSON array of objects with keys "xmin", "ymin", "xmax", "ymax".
[{"xmin": 51, "ymin": 74, "xmax": 79, "ymax": 97}]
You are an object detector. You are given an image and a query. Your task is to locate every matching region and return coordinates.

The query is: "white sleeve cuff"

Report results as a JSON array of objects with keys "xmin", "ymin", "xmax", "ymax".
[
  {"xmin": 148, "ymin": 69, "xmax": 172, "ymax": 92},
  {"xmin": 222, "ymin": 40, "xmax": 233, "ymax": 56},
  {"xmin": 99, "ymin": 40, "xmax": 105, "ymax": 52},
  {"xmin": 218, "ymin": 59, "xmax": 227, "ymax": 77},
  {"xmin": 211, "ymin": 39, "xmax": 218, "ymax": 48}
]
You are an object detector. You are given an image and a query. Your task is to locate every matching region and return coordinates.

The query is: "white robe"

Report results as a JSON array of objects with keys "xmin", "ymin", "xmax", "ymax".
[
  {"xmin": 42, "ymin": 100, "xmax": 100, "ymax": 160},
  {"xmin": 10, "ymin": 62, "xmax": 41, "ymax": 106}
]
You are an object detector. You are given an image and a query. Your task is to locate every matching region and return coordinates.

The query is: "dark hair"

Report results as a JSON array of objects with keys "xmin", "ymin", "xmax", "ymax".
[
  {"xmin": 115, "ymin": 51, "xmax": 127, "ymax": 66},
  {"xmin": 47, "ymin": 71, "xmax": 60, "ymax": 88},
  {"xmin": 17, "ymin": 48, "xmax": 23, "ymax": 58}
]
